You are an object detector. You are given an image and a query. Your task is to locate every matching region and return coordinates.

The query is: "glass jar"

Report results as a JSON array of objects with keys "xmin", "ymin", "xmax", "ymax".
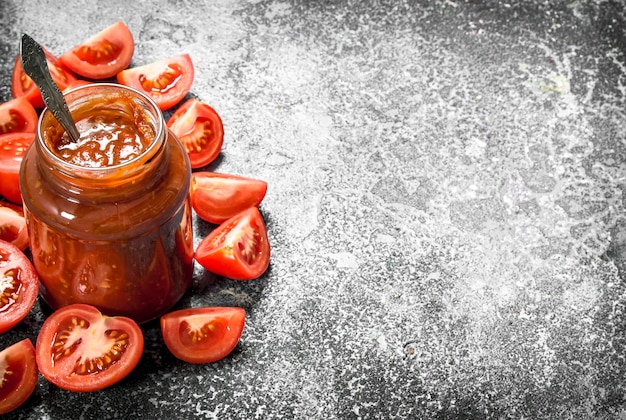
[{"xmin": 20, "ymin": 84, "xmax": 194, "ymax": 323}]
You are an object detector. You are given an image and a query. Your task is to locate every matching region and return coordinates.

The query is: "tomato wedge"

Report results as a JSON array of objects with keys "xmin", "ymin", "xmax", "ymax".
[
  {"xmin": 59, "ymin": 21, "xmax": 134, "ymax": 79},
  {"xmin": 161, "ymin": 307, "xmax": 246, "ymax": 364},
  {"xmin": 0, "ymin": 202, "xmax": 29, "ymax": 250},
  {"xmin": 0, "ymin": 239, "xmax": 39, "ymax": 333},
  {"xmin": 0, "ymin": 97, "xmax": 38, "ymax": 135},
  {"xmin": 195, "ymin": 207, "xmax": 270, "ymax": 280},
  {"xmin": 191, "ymin": 172, "xmax": 267, "ymax": 224},
  {"xmin": 62, "ymin": 78, "xmax": 92, "ymax": 93},
  {"xmin": 167, "ymin": 99, "xmax": 224, "ymax": 168},
  {"xmin": 116, "ymin": 54, "xmax": 194, "ymax": 110},
  {"xmin": 36, "ymin": 303, "xmax": 144, "ymax": 392},
  {"xmin": 12, "ymin": 49, "xmax": 77, "ymax": 108},
  {"xmin": 0, "ymin": 339, "xmax": 38, "ymax": 415},
  {"xmin": 0, "ymin": 132, "xmax": 35, "ymax": 204}
]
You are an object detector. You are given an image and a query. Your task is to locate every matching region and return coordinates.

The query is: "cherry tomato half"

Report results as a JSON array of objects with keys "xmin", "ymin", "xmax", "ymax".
[
  {"xmin": 0, "ymin": 339, "xmax": 38, "ymax": 415},
  {"xmin": 0, "ymin": 239, "xmax": 39, "ymax": 334},
  {"xmin": 36, "ymin": 303, "xmax": 144, "ymax": 392},
  {"xmin": 0, "ymin": 202, "xmax": 29, "ymax": 250},
  {"xmin": 195, "ymin": 207, "xmax": 270, "ymax": 280},
  {"xmin": 12, "ymin": 49, "xmax": 77, "ymax": 108},
  {"xmin": 191, "ymin": 172, "xmax": 267, "ymax": 224},
  {"xmin": 0, "ymin": 97, "xmax": 38, "ymax": 135},
  {"xmin": 0, "ymin": 132, "xmax": 35, "ymax": 204},
  {"xmin": 117, "ymin": 54, "xmax": 194, "ymax": 110},
  {"xmin": 161, "ymin": 307, "xmax": 246, "ymax": 364},
  {"xmin": 59, "ymin": 21, "xmax": 134, "ymax": 79},
  {"xmin": 167, "ymin": 99, "xmax": 224, "ymax": 169}
]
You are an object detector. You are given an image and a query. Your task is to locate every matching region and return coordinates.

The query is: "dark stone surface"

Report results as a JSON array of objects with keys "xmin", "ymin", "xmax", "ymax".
[{"xmin": 2, "ymin": 0, "xmax": 626, "ymax": 418}]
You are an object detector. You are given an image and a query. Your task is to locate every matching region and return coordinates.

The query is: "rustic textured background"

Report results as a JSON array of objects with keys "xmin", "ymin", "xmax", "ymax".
[{"xmin": 2, "ymin": 0, "xmax": 626, "ymax": 418}]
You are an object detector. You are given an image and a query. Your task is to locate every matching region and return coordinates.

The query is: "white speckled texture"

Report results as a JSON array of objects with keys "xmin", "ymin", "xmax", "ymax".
[{"xmin": 2, "ymin": 0, "xmax": 626, "ymax": 418}]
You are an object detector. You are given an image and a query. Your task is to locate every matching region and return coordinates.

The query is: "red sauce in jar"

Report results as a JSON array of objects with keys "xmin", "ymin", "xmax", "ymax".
[{"xmin": 20, "ymin": 84, "xmax": 193, "ymax": 323}]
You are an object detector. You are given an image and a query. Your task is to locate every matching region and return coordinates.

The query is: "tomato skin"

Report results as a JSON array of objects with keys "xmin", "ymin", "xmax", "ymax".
[
  {"xmin": 0, "ymin": 202, "xmax": 29, "ymax": 250},
  {"xmin": 191, "ymin": 172, "xmax": 267, "ymax": 224},
  {"xmin": 0, "ymin": 339, "xmax": 38, "ymax": 415},
  {"xmin": 59, "ymin": 21, "xmax": 134, "ymax": 79},
  {"xmin": 160, "ymin": 307, "xmax": 246, "ymax": 364},
  {"xmin": 36, "ymin": 303, "xmax": 144, "ymax": 392},
  {"xmin": 12, "ymin": 50, "xmax": 77, "ymax": 108},
  {"xmin": 0, "ymin": 132, "xmax": 35, "ymax": 204},
  {"xmin": 0, "ymin": 239, "xmax": 39, "ymax": 334},
  {"xmin": 0, "ymin": 97, "xmax": 38, "ymax": 135},
  {"xmin": 167, "ymin": 99, "xmax": 224, "ymax": 168},
  {"xmin": 116, "ymin": 54, "xmax": 194, "ymax": 110},
  {"xmin": 195, "ymin": 207, "xmax": 270, "ymax": 280}
]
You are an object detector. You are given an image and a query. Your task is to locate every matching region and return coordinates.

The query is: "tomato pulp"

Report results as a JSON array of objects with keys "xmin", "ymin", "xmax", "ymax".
[
  {"xmin": 161, "ymin": 307, "xmax": 246, "ymax": 364},
  {"xmin": 0, "ymin": 239, "xmax": 39, "ymax": 333},
  {"xmin": 0, "ymin": 339, "xmax": 38, "ymax": 414},
  {"xmin": 0, "ymin": 131, "xmax": 35, "ymax": 203},
  {"xmin": 20, "ymin": 84, "xmax": 193, "ymax": 323},
  {"xmin": 167, "ymin": 99, "xmax": 224, "ymax": 169},
  {"xmin": 12, "ymin": 49, "xmax": 77, "ymax": 108},
  {"xmin": 36, "ymin": 304, "xmax": 144, "ymax": 392},
  {"xmin": 59, "ymin": 21, "xmax": 134, "ymax": 79},
  {"xmin": 190, "ymin": 172, "xmax": 268, "ymax": 224},
  {"xmin": 195, "ymin": 207, "xmax": 270, "ymax": 280},
  {"xmin": 117, "ymin": 54, "xmax": 194, "ymax": 110},
  {"xmin": 0, "ymin": 202, "xmax": 29, "ymax": 250},
  {"xmin": 0, "ymin": 97, "xmax": 38, "ymax": 135}
]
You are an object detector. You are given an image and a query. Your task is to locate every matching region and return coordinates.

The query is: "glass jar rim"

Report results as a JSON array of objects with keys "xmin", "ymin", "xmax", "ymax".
[{"xmin": 37, "ymin": 83, "xmax": 165, "ymax": 176}]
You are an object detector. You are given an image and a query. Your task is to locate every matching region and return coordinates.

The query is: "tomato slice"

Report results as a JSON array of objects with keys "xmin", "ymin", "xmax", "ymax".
[
  {"xmin": 12, "ymin": 50, "xmax": 78, "ymax": 108},
  {"xmin": 0, "ymin": 202, "xmax": 29, "ymax": 250},
  {"xmin": 0, "ymin": 132, "xmax": 35, "ymax": 204},
  {"xmin": 167, "ymin": 99, "xmax": 224, "ymax": 168},
  {"xmin": 116, "ymin": 54, "xmax": 194, "ymax": 110},
  {"xmin": 160, "ymin": 307, "xmax": 245, "ymax": 364},
  {"xmin": 0, "ymin": 239, "xmax": 39, "ymax": 333},
  {"xmin": 191, "ymin": 172, "xmax": 267, "ymax": 224},
  {"xmin": 0, "ymin": 339, "xmax": 38, "ymax": 415},
  {"xmin": 195, "ymin": 207, "xmax": 270, "ymax": 280},
  {"xmin": 0, "ymin": 97, "xmax": 38, "ymax": 135},
  {"xmin": 59, "ymin": 21, "xmax": 134, "ymax": 79},
  {"xmin": 36, "ymin": 303, "xmax": 144, "ymax": 392}
]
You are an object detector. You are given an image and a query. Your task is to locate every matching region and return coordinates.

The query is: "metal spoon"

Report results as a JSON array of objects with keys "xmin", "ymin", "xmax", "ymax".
[{"xmin": 19, "ymin": 33, "xmax": 80, "ymax": 142}]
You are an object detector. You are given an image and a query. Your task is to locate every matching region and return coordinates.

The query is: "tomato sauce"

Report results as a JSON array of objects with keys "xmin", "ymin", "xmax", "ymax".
[{"xmin": 20, "ymin": 84, "xmax": 193, "ymax": 323}]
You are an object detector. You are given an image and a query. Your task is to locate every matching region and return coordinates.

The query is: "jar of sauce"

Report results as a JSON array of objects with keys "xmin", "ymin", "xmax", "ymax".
[{"xmin": 20, "ymin": 84, "xmax": 194, "ymax": 323}]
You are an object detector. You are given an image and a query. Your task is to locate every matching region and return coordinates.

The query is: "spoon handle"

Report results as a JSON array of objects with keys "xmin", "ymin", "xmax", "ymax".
[{"xmin": 19, "ymin": 33, "xmax": 80, "ymax": 142}]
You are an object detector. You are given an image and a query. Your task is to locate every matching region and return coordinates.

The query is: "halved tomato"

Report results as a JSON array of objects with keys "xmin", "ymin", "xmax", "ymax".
[
  {"xmin": 160, "ymin": 307, "xmax": 246, "ymax": 364},
  {"xmin": 0, "ymin": 202, "xmax": 29, "ymax": 250},
  {"xmin": 191, "ymin": 172, "xmax": 267, "ymax": 224},
  {"xmin": 0, "ymin": 239, "xmax": 39, "ymax": 334},
  {"xmin": 167, "ymin": 99, "xmax": 224, "ymax": 168},
  {"xmin": 59, "ymin": 21, "xmax": 134, "ymax": 79},
  {"xmin": 12, "ymin": 49, "xmax": 78, "ymax": 108},
  {"xmin": 117, "ymin": 54, "xmax": 194, "ymax": 110},
  {"xmin": 0, "ymin": 132, "xmax": 35, "ymax": 204},
  {"xmin": 195, "ymin": 206, "xmax": 270, "ymax": 280},
  {"xmin": 0, "ymin": 339, "xmax": 38, "ymax": 415},
  {"xmin": 35, "ymin": 303, "xmax": 144, "ymax": 392},
  {"xmin": 0, "ymin": 97, "xmax": 38, "ymax": 135}
]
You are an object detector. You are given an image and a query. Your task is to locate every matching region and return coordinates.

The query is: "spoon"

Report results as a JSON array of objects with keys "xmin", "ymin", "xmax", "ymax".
[{"xmin": 19, "ymin": 33, "xmax": 80, "ymax": 142}]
